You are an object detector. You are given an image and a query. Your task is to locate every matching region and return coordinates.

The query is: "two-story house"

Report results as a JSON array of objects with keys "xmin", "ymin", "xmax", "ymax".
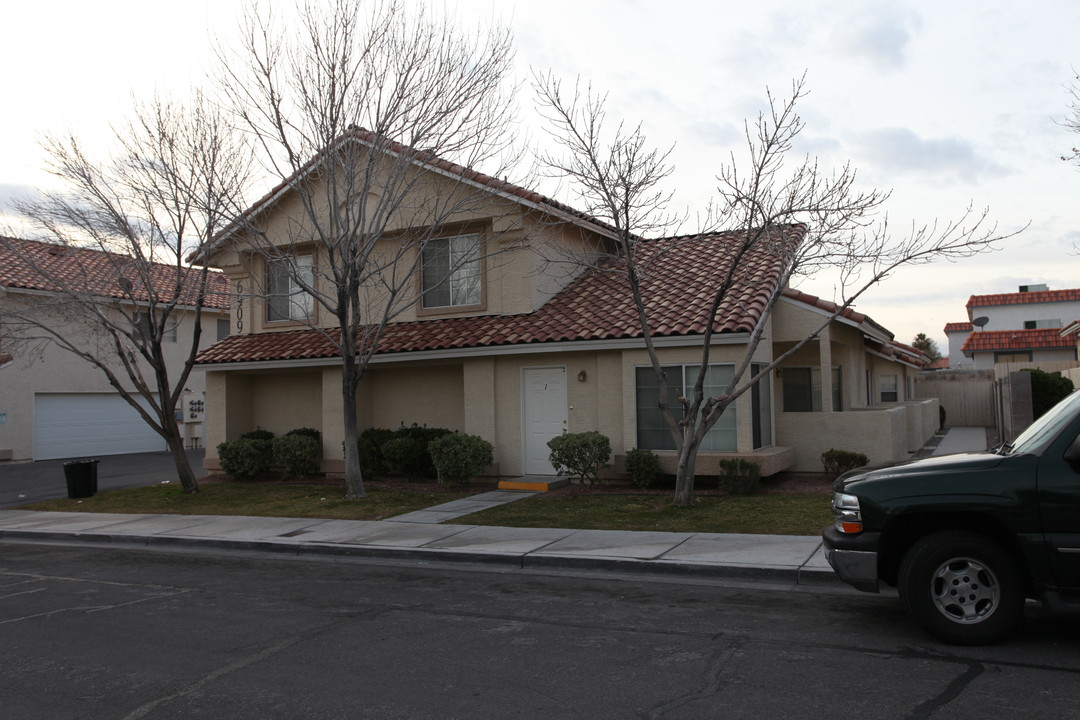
[
  {"xmin": 194, "ymin": 130, "xmax": 935, "ymax": 476},
  {"xmin": 945, "ymin": 285, "xmax": 1080, "ymax": 369},
  {"xmin": 0, "ymin": 237, "xmax": 231, "ymax": 461}
]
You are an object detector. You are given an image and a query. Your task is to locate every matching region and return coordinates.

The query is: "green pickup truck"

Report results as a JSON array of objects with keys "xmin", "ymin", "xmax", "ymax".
[{"xmin": 823, "ymin": 390, "xmax": 1080, "ymax": 645}]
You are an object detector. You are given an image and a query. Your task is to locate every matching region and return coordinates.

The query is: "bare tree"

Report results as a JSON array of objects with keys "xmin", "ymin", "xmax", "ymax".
[
  {"xmin": 536, "ymin": 73, "xmax": 1013, "ymax": 506},
  {"xmin": 2, "ymin": 94, "xmax": 252, "ymax": 493},
  {"xmin": 1064, "ymin": 72, "xmax": 1080, "ymax": 165},
  {"xmin": 212, "ymin": 0, "xmax": 519, "ymax": 498}
]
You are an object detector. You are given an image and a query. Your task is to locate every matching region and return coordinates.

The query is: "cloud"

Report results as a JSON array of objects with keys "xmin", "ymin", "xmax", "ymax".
[
  {"xmin": 830, "ymin": 5, "xmax": 922, "ymax": 71},
  {"xmin": 0, "ymin": 183, "xmax": 41, "ymax": 210},
  {"xmin": 853, "ymin": 127, "xmax": 1010, "ymax": 183}
]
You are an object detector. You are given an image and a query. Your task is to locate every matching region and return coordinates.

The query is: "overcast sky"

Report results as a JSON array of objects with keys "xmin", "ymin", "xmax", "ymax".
[{"xmin": 3, "ymin": 0, "xmax": 1079, "ymax": 352}]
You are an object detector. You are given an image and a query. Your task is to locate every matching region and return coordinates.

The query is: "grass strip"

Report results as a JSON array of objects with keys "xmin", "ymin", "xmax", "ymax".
[
  {"xmin": 19, "ymin": 482, "xmax": 471, "ymax": 521},
  {"xmin": 450, "ymin": 493, "xmax": 832, "ymax": 536}
]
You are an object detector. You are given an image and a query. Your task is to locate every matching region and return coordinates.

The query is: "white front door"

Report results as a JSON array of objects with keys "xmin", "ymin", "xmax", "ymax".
[{"xmin": 522, "ymin": 367, "xmax": 568, "ymax": 475}]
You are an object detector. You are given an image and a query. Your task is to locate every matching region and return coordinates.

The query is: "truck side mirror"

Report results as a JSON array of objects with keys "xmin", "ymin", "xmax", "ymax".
[{"xmin": 1064, "ymin": 435, "xmax": 1080, "ymax": 472}]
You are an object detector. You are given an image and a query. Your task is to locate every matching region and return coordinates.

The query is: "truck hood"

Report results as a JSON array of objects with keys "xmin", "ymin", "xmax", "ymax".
[{"xmin": 833, "ymin": 451, "xmax": 1006, "ymax": 493}]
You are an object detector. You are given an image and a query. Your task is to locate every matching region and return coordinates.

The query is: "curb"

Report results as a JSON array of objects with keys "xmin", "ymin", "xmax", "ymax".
[{"xmin": 0, "ymin": 527, "xmax": 844, "ymax": 588}]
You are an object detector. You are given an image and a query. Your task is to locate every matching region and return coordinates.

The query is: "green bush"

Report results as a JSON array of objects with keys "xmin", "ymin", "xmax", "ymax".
[
  {"xmin": 1023, "ymin": 368, "xmax": 1075, "ymax": 419},
  {"xmin": 547, "ymin": 431, "xmax": 611, "ymax": 486},
  {"xmin": 718, "ymin": 458, "xmax": 761, "ymax": 495},
  {"xmin": 272, "ymin": 433, "xmax": 321, "ymax": 480},
  {"xmin": 217, "ymin": 437, "xmax": 273, "ymax": 481},
  {"xmin": 358, "ymin": 427, "xmax": 394, "ymax": 479},
  {"xmin": 428, "ymin": 433, "xmax": 494, "ymax": 487},
  {"xmin": 821, "ymin": 449, "xmax": 868, "ymax": 479},
  {"xmin": 381, "ymin": 436, "xmax": 429, "ymax": 479},
  {"xmin": 239, "ymin": 428, "xmax": 275, "ymax": 441},
  {"xmin": 939, "ymin": 405, "xmax": 947, "ymax": 431},
  {"xmin": 625, "ymin": 448, "xmax": 662, "ymax": 489},
  {"xmin": 284, "ymin": 427, "xmax": 322, "ymax": 441}
]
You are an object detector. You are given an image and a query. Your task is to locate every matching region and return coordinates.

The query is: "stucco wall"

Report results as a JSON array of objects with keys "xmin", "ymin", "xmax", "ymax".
[
  {"xmin": 0, "ymin": 297, "xmax": 227, "ymax": 462},
  {"xmin": 367, "ymin": 363, "xmax": 465, "ymax": 432},
  {"xmin": 776, "ymin": 405, "xmax": 907, "ymax": 472}
]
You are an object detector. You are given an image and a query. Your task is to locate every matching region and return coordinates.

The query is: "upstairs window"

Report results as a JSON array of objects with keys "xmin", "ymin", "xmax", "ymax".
[
  {"xmin": 267, "ymin": 255, "xmax": 314, "ymax": 322},
  {"xmin": 421, "ymin": 234, "xmax": 481, "ymax": 309}
]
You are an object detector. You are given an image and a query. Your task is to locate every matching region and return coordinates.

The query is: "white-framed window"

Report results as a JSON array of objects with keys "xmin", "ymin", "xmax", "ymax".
[
  {"xmin": 782, "ymin": 367, "xmax": 842, "ymax": 412},
  {"xmin": 635, "ymin": 364, "xmax": 737, "ymax": 451},
  {"xmin": 421, "ymin": 234, "xmax": 481, "ymax": 309},
  {"xmin": 880, "ymin": 374, "xmax": 898, "ymax": 403},
  {"xmin": 267, "ymin": 255, "xmax": 314, "ymax": 322}
]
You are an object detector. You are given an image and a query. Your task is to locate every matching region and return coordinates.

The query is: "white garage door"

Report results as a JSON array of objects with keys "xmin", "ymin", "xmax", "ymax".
[{"xmin": 34, "ymin": 393, "xmax": 166, "ymax": 460}]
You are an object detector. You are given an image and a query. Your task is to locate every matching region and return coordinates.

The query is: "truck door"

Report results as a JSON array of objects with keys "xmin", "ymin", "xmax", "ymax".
[{"xmin": 1038, "ymin": 431, "xmax": 1080, "ymax": 590}]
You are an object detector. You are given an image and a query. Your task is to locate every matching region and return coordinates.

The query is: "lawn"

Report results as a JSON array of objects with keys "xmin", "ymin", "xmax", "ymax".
[
  {"xmin": 18, "ymin": 479, "xmax": 833, "ymax": 535},
  {"xmin": 18, "ymin": 481, "xmax": 474, "ymax": 521},
  {"xmin": 452, "ymin": 492, "xmax": 832, "ymax": 535}
]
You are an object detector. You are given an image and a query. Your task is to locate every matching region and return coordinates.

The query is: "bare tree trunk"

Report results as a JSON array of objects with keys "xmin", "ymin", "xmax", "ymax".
[
  {"xmin": 672, "ymin": 431, "xmax": 700, "ymax": 507},
  {"xmin": 342, "ymin": 368, "xmax": 366, "ymax": 499},
  {"xmin": 164, "ymin": 431, "xmax": 199, "ymax": 494}
]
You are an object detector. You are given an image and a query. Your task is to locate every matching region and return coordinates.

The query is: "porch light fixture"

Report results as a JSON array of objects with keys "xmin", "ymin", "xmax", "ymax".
[{"xmin": 577, "ymin": 370, "xmax": 587, "ymax": 382}]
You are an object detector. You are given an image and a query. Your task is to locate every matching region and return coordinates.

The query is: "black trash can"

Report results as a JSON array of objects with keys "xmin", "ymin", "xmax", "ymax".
[{"xmin": 63, "ymin": 459, "xmax": 99, "ymax": 499}]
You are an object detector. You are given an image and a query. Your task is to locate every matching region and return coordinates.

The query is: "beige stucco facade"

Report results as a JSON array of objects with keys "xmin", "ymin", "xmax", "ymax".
[
  {"xmin": 0, "ymin": 293, "xmax": 229, "ymax": 462},
  {"xmin": 199, "ymin": 150, "xmax": 937, "ymax": 479}
]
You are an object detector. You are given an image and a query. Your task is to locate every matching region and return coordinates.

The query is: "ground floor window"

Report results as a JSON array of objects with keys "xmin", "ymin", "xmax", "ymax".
[
  {"xmin": 880, "ymin": 374, "xmax": 898, "ymax": 402},
  {"xmin": 782, "ymin": 367, "xmax": 842, "ymax": 412},
  {"xmin": 635, "ymin": 364, "xmax": 737, "ymax": 451}
]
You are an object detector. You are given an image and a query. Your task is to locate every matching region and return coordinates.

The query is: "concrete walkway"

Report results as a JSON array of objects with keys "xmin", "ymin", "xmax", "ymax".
[
  {"xmin": 0, "ymin": 427, "xmax": 992, "ymax": 587},
  {"xmin": 931, "ymin": 427, "xmax": 989, "ymax": 456}
]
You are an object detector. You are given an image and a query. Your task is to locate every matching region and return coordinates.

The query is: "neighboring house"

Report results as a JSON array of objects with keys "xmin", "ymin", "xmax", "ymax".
[
  {"xmin": 194, "ymin": 131, "xmax": 934, "ymax": 476},
  {"xmin": 946, "ymin": 285, "xmax": 1080, "ymax": 369},
  {"xmin": 0, "ymin": 237, "xmax": 231, "ymax": 461}
]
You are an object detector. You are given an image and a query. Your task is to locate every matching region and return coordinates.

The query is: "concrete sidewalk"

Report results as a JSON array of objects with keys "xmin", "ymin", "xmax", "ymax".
[
  {"xmin": 0, "ymin": 508, "xmax": 835, "ymax": 586},
  {"xmin": 0, "ymin": 427, "xmax": 991, "ymax": 587}
]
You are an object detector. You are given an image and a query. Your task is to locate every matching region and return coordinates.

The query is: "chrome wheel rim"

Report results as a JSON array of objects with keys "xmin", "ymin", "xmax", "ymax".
[{"xmin": 931, "ymin": 556, "xmax": 1000, "ymax": 624}]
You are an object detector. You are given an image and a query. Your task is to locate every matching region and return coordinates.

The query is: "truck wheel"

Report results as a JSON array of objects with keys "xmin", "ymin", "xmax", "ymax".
[{"xmin": 898, "ymin": 531, "xmax": 1024, "ymax": 645}]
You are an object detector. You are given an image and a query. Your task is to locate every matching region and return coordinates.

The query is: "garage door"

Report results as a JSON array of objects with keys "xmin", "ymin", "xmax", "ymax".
[{"xmin": 34, "ymin": 393, "xmax": 166, "ymax": 460}]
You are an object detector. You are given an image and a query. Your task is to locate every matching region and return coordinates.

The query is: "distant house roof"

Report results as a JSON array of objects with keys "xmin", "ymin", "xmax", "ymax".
[
  {"xmin": 196, "ymin": 226, "xmax": 806, "ymax": 365},
  {"xmin": 961, "ymin": 327, "xmax": 1077, "ymax": 355},
  {"xmin": 967, "ymin": 288, "xmax": 1080, "ymax": 310},
  {"xmin": 926, "ymin": 357, "xmax": 950, "ymax": 370},
  {"xmin": 0, "ymin": 236, "xmax": 230, "ymax": 309},
  {"xmin": 944, "ymin": 321, "xmax": 973, "ymax": 333}
]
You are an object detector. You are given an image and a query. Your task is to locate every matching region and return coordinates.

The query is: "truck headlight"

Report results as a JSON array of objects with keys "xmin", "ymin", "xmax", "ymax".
[{"xmin": 832, "ymin": 492, "xmax": 863, "ymax": 534}]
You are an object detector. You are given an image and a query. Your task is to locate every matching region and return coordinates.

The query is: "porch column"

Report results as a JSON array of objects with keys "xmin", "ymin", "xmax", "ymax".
[
  {"xmin": 819, "ymin": 326, "xmax": 834, "ymax": 413},
  {"xmin": 462, "ymin": 357, "xmax": 496, "ymax": 441},
  {"xmin": 321, "ymin": 366, "xmax": 344, "ymax": 473}
]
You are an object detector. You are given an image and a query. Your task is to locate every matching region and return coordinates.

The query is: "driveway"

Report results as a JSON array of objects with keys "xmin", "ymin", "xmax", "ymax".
[{"xmin": 0, "ymin": 449, "xmax": 205, "ymax": 508}]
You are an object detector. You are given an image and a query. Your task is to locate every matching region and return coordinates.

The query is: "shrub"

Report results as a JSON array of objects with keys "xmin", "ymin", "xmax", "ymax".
[
  {"xmin": 273, "ymin": 432, "xmax": 321, "ymax": 480},
  {"xmin": 239, "ymin": 428, "xmax": 275, "ymax": 441},
  {"xmin": 358, "ymin": 427, "xmax": 394, "ymax": 479},
  {"xmin": 381, "ymin": 436, "xmax": 429, "ymax": 479},
  {"xmin": 718, "ymin": 458, "xmax": 761, "ymax": 495},
  {"xmin": 547, "ymin": 431, "xmax": 611, "ymax": 486},
  {"xmin": 821, "ymin": 449, "xmax": 868, "ymax": 479},
  {"xmin": 428, "ymin": 433, "xmax": 494, "ymax": 487},
  {"xmin": 625, "ymin": 448, "xmax": 662, "ymax": 489},
  {"xmin": 284, "ymin": 427, "xmax": 322, "ymax": 441},
  {"xmin": 1022, "ymin": 368, "xmax": 1074, "ymax": 419},
  {"xmin": 939, "ymin": 405, "xmax": 947, "ymax": 431},
  {"xmin": 217, "ymin": 437, "xmax": 273, "ymax": 480}
]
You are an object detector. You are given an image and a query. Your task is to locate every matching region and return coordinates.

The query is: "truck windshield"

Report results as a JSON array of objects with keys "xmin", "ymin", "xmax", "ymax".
[{"xmin": 1008, "ymin": 390, "xmax": 1080, "ymax": 456}]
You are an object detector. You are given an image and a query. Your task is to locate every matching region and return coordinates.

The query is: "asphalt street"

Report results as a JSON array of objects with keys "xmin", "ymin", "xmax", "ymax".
[
  {"xmin": 2, "ymin": 542, "xmax": 1079, "ymax": 719},
  {"xmin": 0, "ymin": 449, "xmax": 203, "ymax": 508}
]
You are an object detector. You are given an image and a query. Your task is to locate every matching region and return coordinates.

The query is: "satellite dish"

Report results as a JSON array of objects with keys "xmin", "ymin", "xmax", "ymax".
[{"xmin": 972, "ymin": 316, "xmax": 989, "ymax": 330}]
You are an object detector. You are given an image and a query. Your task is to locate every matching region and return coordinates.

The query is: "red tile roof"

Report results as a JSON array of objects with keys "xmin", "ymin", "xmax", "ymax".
[
  {"xmin": 961, "ymin": 328, "xmax": 1077, "ymax": 353},
  {"xmin": 196, "ymin": 226, "xmax": 806, "ymax": 365},
  {"xmin": 926, "ymin": 357, "xmax": 950, "ymax": 370},
  {"xmin": 967, "ymin": 289, "xmax": 1080, "ymax": 309},
  {"xmin": 944, "ymin": 322, "xmax": 972, "ymax": 333},
  {"xmin": 781, "ymin": 288, "xmax": 893, "ymax": 340},
  {"xmin": 1, "ymin": 237, "xmax": 230, "ymax": 309}
]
